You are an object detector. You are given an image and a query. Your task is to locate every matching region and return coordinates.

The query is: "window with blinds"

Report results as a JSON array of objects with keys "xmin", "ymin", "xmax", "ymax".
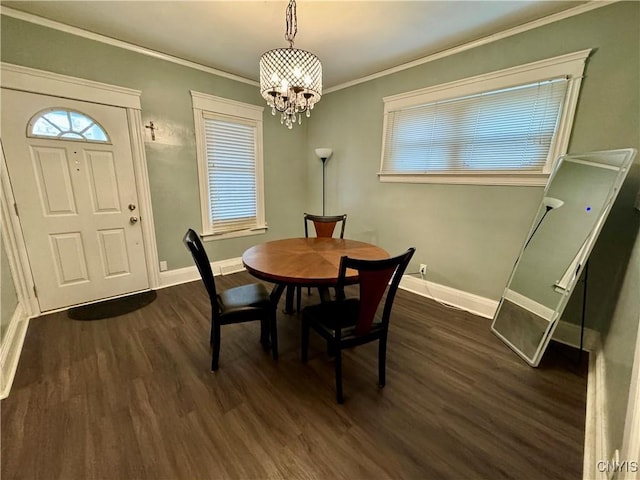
[
  {"xmin": 191, "ymin": 91, "xmax": 265, "ymax": 239},
  {"xmin": 204, "ymin": 117, "xmax": 258, "ymax": 234},
  {"xmin": 383, "ymin": 78, "xmax": 568, "ymax": 173},
  {"xmin": 379, "ymin": 50, "xmax": 589, "ymax": 185}
]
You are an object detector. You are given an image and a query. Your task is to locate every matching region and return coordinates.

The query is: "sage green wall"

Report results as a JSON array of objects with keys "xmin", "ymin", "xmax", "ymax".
[
  {"xmin": 1, "ymin": 237, "xmax": 19, "ymax": 341},
  {"xmin": 603, "ymin": 225, "xmax": 640, "ymax": 456},
  {"xmin": 309, "ymin": 1, "xmax": 640, "ymax": 331},
  {"xmin": 0, "ymin": 15, "xmax": 308, "ymax": 271}
]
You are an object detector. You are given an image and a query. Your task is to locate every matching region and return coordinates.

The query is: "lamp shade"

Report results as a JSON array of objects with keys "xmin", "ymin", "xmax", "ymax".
[
  {"xmin": 543, "ymin": 197, "xmax": 564, "ymax": 209},
  {"xmin": 315, "ymin": 148, "xmax": 333, "ymax": 160}
]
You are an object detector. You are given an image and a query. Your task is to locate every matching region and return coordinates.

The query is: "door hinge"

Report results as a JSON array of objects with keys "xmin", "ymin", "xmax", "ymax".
[
  {"xmin": 33, "ymin": 285, "xmax": 38, "ymax": 297},
  {"xmin": 14, "ymin": 203, "xmax": 19, "ymax": 216}
]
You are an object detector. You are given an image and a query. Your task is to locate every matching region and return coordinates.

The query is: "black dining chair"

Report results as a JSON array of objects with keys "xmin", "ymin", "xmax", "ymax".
[
  {"xmin": 301, "ymin": 247, "xmax": 415, "ymax": 403},
  {"xmin": 183, "ymin": 228, "xmax": 277, "ymax": 371},
  {"xmin": 292, "ymin": 213, "xmax": 348, "ymax": 312}
]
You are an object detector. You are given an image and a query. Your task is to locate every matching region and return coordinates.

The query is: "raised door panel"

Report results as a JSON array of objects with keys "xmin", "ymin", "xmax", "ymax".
[
  {"xmin": 31, "ymin": 146, "xmax": 77, "ymax": 216},
  {"xmin": 97, "ymin": 229, "xmax": 131, "ymax": 277},
  {"xmin": 85, "ymin": 150, "xmax": 121, "ymax": 213},
  {"xmin": 49, "ymin": 232, "xmax": 89, "ymax": 286}
]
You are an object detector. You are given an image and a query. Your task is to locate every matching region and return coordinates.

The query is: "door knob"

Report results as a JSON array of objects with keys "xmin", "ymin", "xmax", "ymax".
[
  {"xmin": 130, "ymin": 216, "xmax": 138, "ymax": 224},
  {"xmin": 128, "ymin": 204, "xmax": 136, "ymax": 211}
]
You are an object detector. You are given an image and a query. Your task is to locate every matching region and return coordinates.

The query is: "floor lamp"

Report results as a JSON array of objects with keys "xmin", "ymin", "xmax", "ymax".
[
  {"xmin": 523, "ymin": 196, "xmax": 564, "ymax": 249},
  {"xmin": 315, "ymin": 148, "xmax": 333, "ymax": 215}
]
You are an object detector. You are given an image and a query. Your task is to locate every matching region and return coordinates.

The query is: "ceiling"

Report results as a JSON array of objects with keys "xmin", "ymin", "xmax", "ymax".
[{"xmin": 2, "ymin": 1, "xmax": 589, "ymax": 89}]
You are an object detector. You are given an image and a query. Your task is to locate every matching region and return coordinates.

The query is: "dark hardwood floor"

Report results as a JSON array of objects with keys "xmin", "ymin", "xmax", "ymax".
[{"xmin": 1, "ymin": 272, "xmax": 587, "ymax": 479}]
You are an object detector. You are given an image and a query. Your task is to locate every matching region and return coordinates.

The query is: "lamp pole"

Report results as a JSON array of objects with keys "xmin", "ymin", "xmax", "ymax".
[
  {"xmin": 523, "ymin": 206, "xmax": 552, "ymax": 249},
  {"xmin": 321, "ymin": 157, "xmax": 327, "ymax": 215},
  {"xmin": 314, "ymin": 148, "xmax": 333, "ymax": 215},
  {"xmin": 523, "ymin": 197, "xmax": 564, "ymax": 249}
]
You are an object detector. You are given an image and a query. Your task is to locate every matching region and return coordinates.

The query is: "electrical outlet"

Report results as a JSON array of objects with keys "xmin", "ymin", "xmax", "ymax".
[
  {"xmin": 419, "ymin": 264, "xmax": 427, "ymax": 276},
  {"xmin": 159, "ymin": 260, "xmax": 168, "ymax": 272}
]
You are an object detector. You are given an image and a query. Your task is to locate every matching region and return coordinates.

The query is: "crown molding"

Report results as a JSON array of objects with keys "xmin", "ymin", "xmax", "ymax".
[
  {"xmin": 326, "ymin": 0, "xmax": 617, "ymax": 93},
  {"xmin": 0, "ymin": 5, "xmax": 259, "ymax": 87},
  {"xmin": 1, "ymin": 1, "xmax": 616, "ymax": 93}
]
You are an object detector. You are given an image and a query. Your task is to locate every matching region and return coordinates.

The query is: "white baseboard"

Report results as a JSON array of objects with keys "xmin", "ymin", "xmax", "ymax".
[
  {"xmin": 0, "ymin": 303, "xmax": 29, "ymax": 399},
  {"xmin": 400, "ymin": 275, "xmax": 499, "ymax": 319},
  {"xmin": 553, "ymin": 319, "xmax": 600, "ymax": 352},
  {"xmin": 218, "ymin": 258, "xmax": 246, "ymax": 275},
  {"xmin": 584, "ymin": 335, "xmax": 607, "ymax": 480},
  {"xmin": 158, "ymin": 257, "xmax": 245, "ymax": 289},
  {"xmin": 158, "ymin": 265, "xmax": 201, "ymax": 288}
]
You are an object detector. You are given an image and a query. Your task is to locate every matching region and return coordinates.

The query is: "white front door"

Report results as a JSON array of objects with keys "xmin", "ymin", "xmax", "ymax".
[{"xmin": 1, "ymin": 88, "xmax": 149, "ymax": 311}]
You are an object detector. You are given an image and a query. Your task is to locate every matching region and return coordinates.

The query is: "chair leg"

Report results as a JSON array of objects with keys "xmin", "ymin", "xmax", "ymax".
[
  {"xmin": 335, "ymin": 347, "xmax": 344, "ymax": 404},
  {"xmin": 318, "ymin": 287, "xmax": 331, "ymax": 303},
  {"xmin": 296, "ymin": 286, "xmax": 302, "ymax": 313},
  {"xmin": 259, "ymin": 317, "xmax": 270, "ymax": 349},
  {"xmin": 270, "ymin": 309, "xmax": 279, "ymax": 361},
  {"xmin": 211, "ymin": 322, "xmax": 221, "ymax": 371},
  {"xmin": 327, "ymin": 340, "xmax": 336, "ymax": 357},
  {"xmin": 301, "ymin": 320, "xmax": 310, "ymax": 363},
  {"xmin": 284, "ymin": 285, "xmax": 295, "ymax": 314},
  {"xmin": 378, "ymin": 335, "xmax": 387, "ymax": 387}
]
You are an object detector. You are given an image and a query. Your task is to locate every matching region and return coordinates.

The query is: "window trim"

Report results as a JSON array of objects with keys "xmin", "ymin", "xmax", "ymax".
[
  {"xmin": 379, "ymin": 49, "xmax": 591, "ymax": 186},
  {"xmin": 191, "ymin": 91, "xmax": 266, "ymax": 240}
]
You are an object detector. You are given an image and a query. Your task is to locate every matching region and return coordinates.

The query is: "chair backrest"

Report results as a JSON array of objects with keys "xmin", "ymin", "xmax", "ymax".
[
  {"xmin": 336, "ymin": 248, "xmax": 415, "ymax": 336},
  {"xmin": 183, "ymin": 229, "xmax": 218, "ymax": 303},
  {"xmin": 304, "ymin": 213, "xmax": 347, "ymax": 239}
]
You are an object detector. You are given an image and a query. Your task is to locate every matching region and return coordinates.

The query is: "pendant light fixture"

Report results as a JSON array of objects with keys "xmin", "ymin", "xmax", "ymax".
[{"xmin": 259, "ymin": 0, "xmax": 322, "ymax": 129}]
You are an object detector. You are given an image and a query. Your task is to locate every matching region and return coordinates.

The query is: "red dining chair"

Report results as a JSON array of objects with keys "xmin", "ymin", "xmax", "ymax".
[
  {"xmin": 304, "ymin": 213, "xmax": 347, "ymax": 239},
  {"xmin": 293, "ymin": 213, "xmax": 348, "ymax": 312},
  {"xmin": 301, "ymin": 247, "xmax": 415, "ymax": 403},
  {"xmin": 183, "ymin": 228, "xmax": 277, "ymax": 371}
]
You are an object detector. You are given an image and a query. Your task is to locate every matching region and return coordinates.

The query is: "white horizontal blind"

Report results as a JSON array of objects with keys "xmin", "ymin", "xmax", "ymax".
[
  {"xmin": 204, "ymin": 117, "xmax": 258, "ymax": 234},
  {"xmin": 382, "ymin": 78, "xmax": 569, "ymax": 174}
]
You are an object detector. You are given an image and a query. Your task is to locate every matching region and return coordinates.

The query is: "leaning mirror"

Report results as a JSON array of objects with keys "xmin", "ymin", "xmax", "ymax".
[{"xmin": 491, "ymin": 148, "xmax": 637, "ymax": 366}]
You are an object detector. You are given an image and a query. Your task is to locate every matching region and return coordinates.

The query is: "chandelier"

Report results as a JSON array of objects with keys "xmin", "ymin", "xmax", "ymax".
[{"xmin": 259, "ymin": 0, "xmax": 322, "ymax": 129}]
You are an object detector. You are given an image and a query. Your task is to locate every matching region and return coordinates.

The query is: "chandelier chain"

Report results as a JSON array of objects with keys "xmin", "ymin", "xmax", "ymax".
[{"xmin": 285, "ymin": 0, "xmax": 297, "ymax": 47}]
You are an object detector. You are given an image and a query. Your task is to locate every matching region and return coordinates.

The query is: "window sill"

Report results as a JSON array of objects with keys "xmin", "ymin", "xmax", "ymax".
[
  {"xmin": 201, "ymin": 225, "xmax": 268, "ymax": 242},
  {"xmin": 378, "ymin": 172, "xmax": 549, "ymax": 186}
]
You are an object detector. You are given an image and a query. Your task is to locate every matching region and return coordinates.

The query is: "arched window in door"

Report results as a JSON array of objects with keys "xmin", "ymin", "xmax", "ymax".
[{"xmin": 28, "ymin": 108, "xmax": 110, "ymax": 143}]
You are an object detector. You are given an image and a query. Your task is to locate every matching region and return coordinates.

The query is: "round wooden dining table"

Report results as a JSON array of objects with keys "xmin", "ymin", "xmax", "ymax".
[
  {"xmin": 242, "ymin": 237, "xmax": 389, "ymax": 360},
  {"xmin": 242, "ymin": 237, "xmax": 389, "ymax": 288}
]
